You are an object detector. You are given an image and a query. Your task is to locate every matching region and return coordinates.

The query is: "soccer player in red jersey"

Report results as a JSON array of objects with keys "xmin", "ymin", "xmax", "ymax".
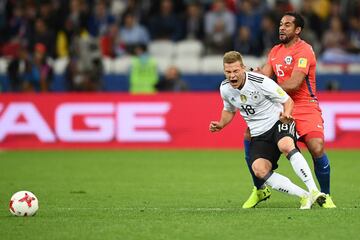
[{"xmin": 242, "ymin": 12, "xmax": 336, "ymax": 208}]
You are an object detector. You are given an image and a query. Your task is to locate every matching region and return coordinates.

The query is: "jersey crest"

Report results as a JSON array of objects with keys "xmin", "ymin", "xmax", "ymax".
[
  {"xmin": 284, "ymin": 56, "xmax": 293, "ymax": 65},
  {"xmin": 250, "ymin": 91, "xmax": 261, "ymax": 102}
]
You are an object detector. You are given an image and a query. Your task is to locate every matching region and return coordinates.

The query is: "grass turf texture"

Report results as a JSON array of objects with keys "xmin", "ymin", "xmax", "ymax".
[{"xmin": 0, "ymin": 150, "xmax": 359, "ymax": 240}]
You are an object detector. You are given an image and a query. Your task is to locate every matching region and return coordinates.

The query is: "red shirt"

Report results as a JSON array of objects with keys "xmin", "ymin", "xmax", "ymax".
[{"xmin": 267, "ymin": 39, "xmax": 317, "ymax": 104}]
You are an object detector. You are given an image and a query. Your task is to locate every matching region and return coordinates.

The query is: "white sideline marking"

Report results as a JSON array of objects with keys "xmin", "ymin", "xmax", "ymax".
[
  {"xmin": 55, "ymin": 207, "xmax": 352, "ymax": 211},
  {"xmin": 57, "ymin": 207, "xmax": 234, "ymax": 211}
]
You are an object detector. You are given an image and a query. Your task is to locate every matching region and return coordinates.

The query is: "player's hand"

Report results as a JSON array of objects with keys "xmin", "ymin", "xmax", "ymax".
[
  {"xmin": 209, "ymin": 121, "xmax": 223, "ymax": 132},
  {"xmin": 279, "ymin": 113, "xmax": 294, "ymax": 124}
]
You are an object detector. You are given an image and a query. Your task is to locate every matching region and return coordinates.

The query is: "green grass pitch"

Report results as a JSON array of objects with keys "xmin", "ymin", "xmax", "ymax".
[{"xmin": 0, "ymin": 150, "xmax": 359, "ymax": 240}]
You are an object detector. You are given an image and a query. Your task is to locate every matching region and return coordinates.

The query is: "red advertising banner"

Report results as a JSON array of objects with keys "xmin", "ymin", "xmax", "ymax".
[{"xmin": 0, "ymin": 92, "xmax": 360, "ymax": 149}]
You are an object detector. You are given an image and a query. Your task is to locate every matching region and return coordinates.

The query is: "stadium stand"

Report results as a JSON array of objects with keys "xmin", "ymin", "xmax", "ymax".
[
  {"xmin": 316, "ymin": 62, "xmax": 344, "ymax": 74},
  {"xmin": 53, "ymin": 57, "xmax": 69, "ymax": 75},
  {"xmin": 112, "ymin": 56, "xmax": 132, "ymax": 74},
  {"xmin": 148, "ymin": 40, "xmax": 176, "ymax": 58},
  {"xmin": 0, "ymin": 0, "xmax": 360, "ymax": 92},
  {"xmin": 200, "ymin": 55, "xmax": 224, "ymax": 74},
  {"xmin": 348, "ymin": 64, "xmax": 360, "ymax": 73},
  {"xmin": 175, "ymin": 40, "xmax": 204, "ymax": 58},
  {"xmin": 174, "ymin": 56, "xmax": 201, "ymax": 73},
  {"xmin": 153, "ymin": 56, "xmax": 173, "ymax": 74}
]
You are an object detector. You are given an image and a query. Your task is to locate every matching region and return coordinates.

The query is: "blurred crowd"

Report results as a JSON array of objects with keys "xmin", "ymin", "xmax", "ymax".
[{"xmin": 0, "ymin": 0, "xmax": 359, "ymax": 92}]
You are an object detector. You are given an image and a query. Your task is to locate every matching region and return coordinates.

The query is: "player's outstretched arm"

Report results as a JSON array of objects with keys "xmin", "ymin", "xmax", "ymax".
[{"xmin": 209, "ymin": 110, "xmax": 236, "ymax": 132}]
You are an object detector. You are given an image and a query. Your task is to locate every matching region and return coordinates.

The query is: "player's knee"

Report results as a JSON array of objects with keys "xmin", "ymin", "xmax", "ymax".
[
  {"xmin": 307, "ymin": 139, "xmax": 324, "ymax": 158},
  {"xmin": 252, "ymin": 167, "xmax": 267, "ymax": 179},
  {"xmin": 252, "ymin": 160, "xmax": 271, "ymax": 179},
  {"xmin": 277, "ymin": 136, "xmax": 295, "ymax": 155},
  {"xmin": 309, "ymin": 144, "xmax": 324, "ymax": 158}
]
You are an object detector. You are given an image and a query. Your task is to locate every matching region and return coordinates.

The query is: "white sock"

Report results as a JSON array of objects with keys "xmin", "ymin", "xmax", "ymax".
[
  {"xmin": 288, "ymin": 150, "xmax": 319, "ymax": 192},
  {"xmin": 265, "ymin": 172, "xmax": 308, "ymax": 198}
]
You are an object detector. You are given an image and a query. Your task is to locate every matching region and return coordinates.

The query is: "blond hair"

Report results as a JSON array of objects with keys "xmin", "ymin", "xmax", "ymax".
[{"xmin": 223, "ymin": 51, "xmax": 244, "ymax": 65}]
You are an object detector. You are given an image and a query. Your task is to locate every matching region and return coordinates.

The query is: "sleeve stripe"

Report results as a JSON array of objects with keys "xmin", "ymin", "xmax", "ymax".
[
  {"xmin": 221, "ymin": 80, "xmax": 229, "ymax": 86},
  {"xmin": 304, "ymin": 74, "xmax": 317, "ymax": 100},
  {"xmin": 248, "ymin": 76, "xmax": 263, "ymax": 83},
  {"xmin": 248, "ymin": 73, "xmax": 264, "ymax": 80},
  {"xmin": 247, "ymin": 73, "xmax": 264, "ymax": 83}
]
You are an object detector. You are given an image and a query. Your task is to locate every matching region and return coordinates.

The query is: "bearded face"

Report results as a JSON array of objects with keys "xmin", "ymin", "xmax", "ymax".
[{"xmin": 279, "ymin": 15, "xmax": 300, "ymax": 44}]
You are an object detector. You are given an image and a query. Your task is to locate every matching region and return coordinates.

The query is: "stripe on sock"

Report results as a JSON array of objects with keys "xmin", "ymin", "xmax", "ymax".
[
  {"xmin": 262, "ymin": 171, "xmax": 273, "ymax": 182},
  {"xmin": 286, "ymin": 148, "xmax": 299, "ymax": 160}
]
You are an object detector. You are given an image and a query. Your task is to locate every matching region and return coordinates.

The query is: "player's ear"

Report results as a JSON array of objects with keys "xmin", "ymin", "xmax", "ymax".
[{"xmin": 295, "ymin": 26, "xmax": 302, "ymax": 35}]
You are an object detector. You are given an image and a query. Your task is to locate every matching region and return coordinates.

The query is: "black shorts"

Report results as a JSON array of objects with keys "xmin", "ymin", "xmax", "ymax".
[{"xmin": 249, "ymin": 121, "xmax": 296, "ymax": 170}]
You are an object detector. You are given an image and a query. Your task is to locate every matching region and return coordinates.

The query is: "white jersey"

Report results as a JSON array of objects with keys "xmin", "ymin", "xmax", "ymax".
[{"xmin": 220, "ymin": 72, "xmax": 290, "ymax": 136}]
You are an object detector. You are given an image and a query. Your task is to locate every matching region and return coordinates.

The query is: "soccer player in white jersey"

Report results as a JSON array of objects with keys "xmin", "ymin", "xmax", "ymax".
[{"xmin": 209, "ymin": 51, "xmax": 326, "ymax": 209}]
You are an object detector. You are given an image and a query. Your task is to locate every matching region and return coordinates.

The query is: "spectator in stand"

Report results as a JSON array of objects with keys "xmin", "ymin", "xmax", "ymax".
[
  {"xmin": 7, "ymin": 46, "xmax": 31, "ymax": 92},
  {"xmin": 250, "ymin": 0, "xmax": 269, "ymax": 14},
  {"xmin": 67, "ymin": 0, "xmax": 89, "ymax": 31},
  {"xmin": 28, "ymin": 17, "xmax": 56, "ymax": 58},
  {"xmin": 120, "ymin": 12, "xmax": 150, "ymax": 53},
  {"xmin": 156, "ymin": 66, "xmax": 188, "ymax": 92},
  {"xmin": 321, "ymin": 16, "xmax": 347, "ymax": 53},
  {"xmin": 64, "ymin": 19, "xmax": 103, "ymax": 92},
  {"xmin": 347, "ymin": 16, "xmax": 360, "ymax": 53},
  {"xmin": 56, "ymin": 18, "xmax": 76, "ymax": 58},
  {"xmin": 100, "ymin": 23, "xmax": 126, "ymax": 58},
  {"xmin": 87, "ymin": 0, "xmax": 115, "ymax": 37},
  {"xmin": 65, "ymin": 53, "xmax": 103, "ymax": 92},
  {"xmin": 183, "ymin": 0, "xmax": 212, "ymax": 11},
  {"xmin": 129, "ymin": 44, "xmax": 159, "ymax": 94},
  {"xmin": 2, "ymin": 2, "xmax": 34, "ymax": 71},
  {"xmin": 182, "ymin": 2, "xmax": 205, "ymax": 40},
  {"xmin": 30, "ymin": 43, "xmax": 53, "ymax": 92},
  {"xmin": 204, "ymin": 18, "xmax": 233, "ymax": 55},
  {"xmin": 204, "ymin": 0, "xmax": 235, "ymax": 38},
  {"xmin": 121, "ymin": 0, "xmax": 151, "ymax": 26},
  {"xmin": 300, "ymin": 0, "xmax": 324, "ymax": 41},
  {"xmin": 271, "ymin": 0, "xmax": 294, "ymax": 21},
  {"xmin": 1, "ymin": 3, "xmax": 30, "ymax": 58},
  {"xmin": 310, "ymin": 0, "xmax": 331, "ymax": 21},
  {"xmin": 6, "ymin": 3, "xmax": 27, "ymax": 41},
  {"xmin": 148, "ymin": 0, "xmax": 183, "ymax": 41},
  {"xmin": 148, "ymin": 0, "xmax": 185, "ymax": 20},
  {"xmin": 9, "ymin": 43, "xmax": 53, "ymax": 92},
  {"xmin": 259, "ymin": 13, "xmax": 278, "ymax": 55},
  {"xmin": 234, "ymin": 26, "xmax": 261, "ymax": 56},
  {"xmin": 322, "ymin": 15, "xmax": 360, "ymax": 63},
  {"xmin": 23, "ymin": 1, "xmax": 38, "ymax": 37},
  {"xmin": 204, "ymin": 0, "xmax": 234, "ymax": 55},
  {"xmin": 38, "ymin": 0, "xmax": 59, "ymax": 33},
  {"xmin": 0, "ymin": 0, "xmax": 6, "ymax": 39},
  {"xmin": 236, "ymin": 0, "xmax": 263, "ymax": 42},
  {"xmin": 56, "ymin": 0, "xmax": 90, "ymax": 58},
  {"xmin": 301, "ymin": 18, "xmax": 321, "ymax": 56}
]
